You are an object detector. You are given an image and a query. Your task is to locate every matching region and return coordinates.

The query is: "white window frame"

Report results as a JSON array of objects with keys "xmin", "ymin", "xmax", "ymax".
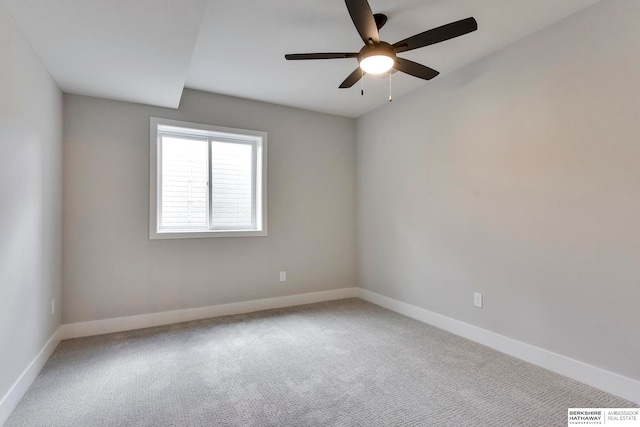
[{"xmin": 150, "ymin": 117, "xmax": 267, "ymax": 239}]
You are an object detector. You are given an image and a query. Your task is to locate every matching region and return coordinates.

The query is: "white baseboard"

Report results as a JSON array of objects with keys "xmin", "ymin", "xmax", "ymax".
[
  {"xmin": 0, "ymin": 328, "xmax": 62, "ymax": 426},
  {"xmin": 61, "ymin": 287, "xmax": 359, "ymax": 340},
  {"xmin": 357, "ymin": 288, "xmax": 640, "ymax": 404}
]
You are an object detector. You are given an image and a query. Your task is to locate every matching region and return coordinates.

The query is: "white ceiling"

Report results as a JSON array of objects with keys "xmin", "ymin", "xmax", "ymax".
[{"xmin": 3, "ymin": 0, "xmax": 601, "ymax": 117}]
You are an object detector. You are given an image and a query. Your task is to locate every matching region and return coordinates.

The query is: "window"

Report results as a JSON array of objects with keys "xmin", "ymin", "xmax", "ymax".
[{"xmin": 150, "ymin": 117, "xmax": 267, "ymax": 239}]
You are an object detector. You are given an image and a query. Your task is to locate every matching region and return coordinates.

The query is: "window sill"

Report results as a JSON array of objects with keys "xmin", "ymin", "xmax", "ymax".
[{"xmin": 149, "ymin": 229, "xmax": 268, "ymax": 240}]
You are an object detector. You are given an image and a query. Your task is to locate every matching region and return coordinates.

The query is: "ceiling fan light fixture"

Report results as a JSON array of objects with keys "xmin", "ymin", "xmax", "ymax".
[
  {"xmin": 358, "ymin": 42, "xmax": 396, "ymax": 75},
  {"xmin": 360, "ymin": 55, "xmax": 394, "ymax": 74}
]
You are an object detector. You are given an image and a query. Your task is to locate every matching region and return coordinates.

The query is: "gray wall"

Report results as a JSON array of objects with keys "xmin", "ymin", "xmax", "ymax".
[
  {"xmin": 357, "ymin": 0, "xmax": 640, "ymax": 381},
  {"xmin": 63, "ymin": 90, "xmax": 356, "ymax": 324},
  {"xmin": 0, "ymin": 4, "xmax": 63, "ymax": 401}
]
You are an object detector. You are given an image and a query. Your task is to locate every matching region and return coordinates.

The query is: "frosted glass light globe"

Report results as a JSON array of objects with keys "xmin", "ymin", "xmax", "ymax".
[{"xmin": 359, "ymin": 55, "xmax": 394, "ymax": 74}]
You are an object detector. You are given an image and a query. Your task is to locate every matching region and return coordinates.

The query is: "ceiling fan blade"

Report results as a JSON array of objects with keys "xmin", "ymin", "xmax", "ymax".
[
  {"xmin": 285, "ymin": 53, "xmax": 358, "ymax": 60},
  {"xmin": 345, "ymin": 0, "xmax": 380, "ymax": 44},
  {"xmin": 394, "ymin": 58, "xmax": 439, "ymax": 80},
  {"xmin": 393, "ymin": 17, "xmax": 477, "ymax": 53},
  {"xmin": 339, "ymin": 67, "xmax": 365, "ymax": 88}
]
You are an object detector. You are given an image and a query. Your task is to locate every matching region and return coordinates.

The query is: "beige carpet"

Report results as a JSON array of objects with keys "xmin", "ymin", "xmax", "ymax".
[{"xmin": 5, "ymin": 298, "xmax": 636, "ymax": 426}]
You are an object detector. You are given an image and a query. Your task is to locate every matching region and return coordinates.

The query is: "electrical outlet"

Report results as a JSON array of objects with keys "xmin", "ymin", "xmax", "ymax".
[
  {"xmin": 473, "ymin": 293, "xmax": 483, "ymax": 308},
  {"xmin": 51, "ymin": 299, "xmax": 55, "ymax": 315},
  {"xmin": 279, "ymin": 271, "xmax": 287, "ymax": 282}
]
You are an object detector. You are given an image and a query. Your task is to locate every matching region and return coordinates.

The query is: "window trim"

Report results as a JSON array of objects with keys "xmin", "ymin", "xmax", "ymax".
[{"xmin": 150, "ymin": 117, "xmax": 268, "ymax": 239}]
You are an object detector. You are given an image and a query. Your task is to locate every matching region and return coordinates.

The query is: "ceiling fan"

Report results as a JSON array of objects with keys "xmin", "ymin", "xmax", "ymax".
[{"xmin": 285, "ymin": 0, "xmax": 477, "ymax": 89}]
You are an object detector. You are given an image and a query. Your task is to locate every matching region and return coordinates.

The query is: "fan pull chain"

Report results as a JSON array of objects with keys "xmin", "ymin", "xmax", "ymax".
[
  {"xmin": 389, "ymin": 69, "xmax": 392, "ymax": 102},
  {"xmin": 361, "ymin": 69, "xmax": 364, "ymax": 96}
]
